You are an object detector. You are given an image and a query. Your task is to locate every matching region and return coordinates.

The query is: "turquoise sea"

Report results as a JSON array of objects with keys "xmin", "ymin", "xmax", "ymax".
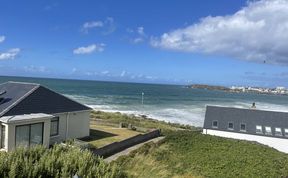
[{"xmin": 1, "ymin": 76, "xmax": 288, "ymax": 127}]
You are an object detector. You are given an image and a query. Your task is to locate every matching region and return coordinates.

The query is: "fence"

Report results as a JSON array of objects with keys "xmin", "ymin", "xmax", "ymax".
[{"xmin": 91, "ymin": 129, "xmax": 161, "ymax": 158}]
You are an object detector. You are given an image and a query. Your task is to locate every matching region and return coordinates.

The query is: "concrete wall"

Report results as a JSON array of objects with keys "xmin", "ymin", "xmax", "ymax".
[
  {"xmin": 203, "ymin": 129, "xmax": 288, "ymax": 153},
  {"xmin": 50, "ymin": 110, "xmax": 90, "ymax": 145},
  {"xmin": 92, "ymin": 129, "xmax": 161, "ymax": 158}
]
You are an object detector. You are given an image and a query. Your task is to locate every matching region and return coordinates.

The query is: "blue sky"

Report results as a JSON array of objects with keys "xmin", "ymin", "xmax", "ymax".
[{"xmin": 1, "ymin": 0, "xmax": 288, "ymax": 87}]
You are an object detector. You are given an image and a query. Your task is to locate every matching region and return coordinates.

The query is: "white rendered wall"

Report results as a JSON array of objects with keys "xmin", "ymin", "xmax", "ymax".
[
  {"xmin": 49, "ymin": 110, "xmax": 90, "ymax": 145},
  {"xmin": 203, "ymin": 129, "xmax": 288, "ymax": 153}
]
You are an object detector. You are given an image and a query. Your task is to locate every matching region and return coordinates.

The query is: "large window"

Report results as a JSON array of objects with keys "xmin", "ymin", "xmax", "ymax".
[
  {"xmin": 50, "ymin": 117, "xmax": 59, "ymax": 136},
  {"xmin": 15, "ymin": 123, "xmax": 43, "ymax": 148},
  {"xmin": 1, "ymin": 125, "xmax": 5, "ymax": 149}
]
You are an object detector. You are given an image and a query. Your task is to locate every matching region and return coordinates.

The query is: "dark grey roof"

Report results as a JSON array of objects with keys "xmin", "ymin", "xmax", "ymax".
[
  {"xmin": 0, "ymin": 81, "xmax": 91, "ymax": 117},
  {"xmin": 204, "ymin": 105, "xmax": 288, "ymax": 138}
]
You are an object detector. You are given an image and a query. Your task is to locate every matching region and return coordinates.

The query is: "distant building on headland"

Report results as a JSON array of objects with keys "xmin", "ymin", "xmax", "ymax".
[
  {"xmin": 203, "ymin": 105, "xmax": 288, "ymax": 153},
  {"xmin": 230, "ymin": 86, "xmax": 288, "ymax": 95}
]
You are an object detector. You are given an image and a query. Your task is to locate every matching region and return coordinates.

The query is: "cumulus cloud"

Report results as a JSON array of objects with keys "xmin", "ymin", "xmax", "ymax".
[
  {"xmin": 73, "ymin": 44, "xmax": 105, "ymax": 54},
  {"xmin": 0, "ymin": 36, "xmax": 5, "ymax": 43},
  {"xmin": 151, "ymin": 0, "xmax": 288, "ymax": 65},
  {"xmin": 0, "ymin": 48, "xmax": 21, "ymax": 60}
]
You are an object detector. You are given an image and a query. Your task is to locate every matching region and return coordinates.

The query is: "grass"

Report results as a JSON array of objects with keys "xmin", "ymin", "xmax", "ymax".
[
  {"xmin": 81, "ymin": 124, "xmax": 141, "ymax": 148},
  {"xmin": 114, "ymin": 131, "xmax": 288, "ymax": 178},
  {"xmin": 91, "ymin": 110, "xmax": 199, "ymax": 134}
]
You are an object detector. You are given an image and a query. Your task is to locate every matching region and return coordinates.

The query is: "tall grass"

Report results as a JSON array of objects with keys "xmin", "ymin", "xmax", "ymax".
[{"xmin": 0, "ymin": 145, "xmax": 126, "ymax": 178}]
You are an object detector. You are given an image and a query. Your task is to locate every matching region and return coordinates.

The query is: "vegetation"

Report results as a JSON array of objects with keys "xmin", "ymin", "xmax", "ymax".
[
  {"xmin": 115, "ymin": 131, "xmax": 288, "ymax": 178},
  {"xmin": 91, "ymin": 110, "xmax": 199, "ymax": 134},
  {"xmin": 0, "ymin": 145, "xmax": 126, "ymax": 178}
]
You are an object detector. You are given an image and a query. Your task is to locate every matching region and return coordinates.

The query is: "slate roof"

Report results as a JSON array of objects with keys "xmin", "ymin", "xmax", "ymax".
[
  {"xmin": 0, "ymin": 81, "xmax": 91, "ymax": 117},
  {"xmin": 204, "ymin": 105, "xmax": 288, "ymax": 138}
]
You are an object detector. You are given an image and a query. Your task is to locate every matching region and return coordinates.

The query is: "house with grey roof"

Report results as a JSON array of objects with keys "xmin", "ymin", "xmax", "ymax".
[
  {"xmin": 0, "ymin": 81, "xmax": 91, "ymax": 152},
  {"xmin": 203, "ymin": 105, "xmax": 288, "ymax": 153}
]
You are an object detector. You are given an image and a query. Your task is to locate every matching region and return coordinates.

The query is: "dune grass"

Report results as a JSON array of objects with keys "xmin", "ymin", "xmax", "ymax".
[{"xmin": 115, "ymin": 131, "xmax": 288, "ymax": 178}]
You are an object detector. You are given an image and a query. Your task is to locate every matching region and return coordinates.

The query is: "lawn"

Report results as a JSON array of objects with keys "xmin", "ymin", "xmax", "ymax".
[
  {"xmin": 115, "ymin": 131, "xmax": 288, "ymax": 178},
  {"xmin": 80, "ymin": 122, "xmax": 141, "ymax": 148}
]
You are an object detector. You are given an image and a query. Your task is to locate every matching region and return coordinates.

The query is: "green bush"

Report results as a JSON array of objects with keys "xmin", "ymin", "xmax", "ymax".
[{"xmin": 0, "ymin": 145, "xmax": 126, "ymax": 178}]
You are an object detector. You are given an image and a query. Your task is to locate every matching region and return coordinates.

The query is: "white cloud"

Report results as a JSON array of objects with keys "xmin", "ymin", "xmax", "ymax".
[
  {"xmin": 132, "ymin": 38, "xmax": 144, "ymax": 44},
  {"xmin": 73, "ymin": 44, "xmax": 105, "ymax": 54},
  {"xmin": 120, "ymin": 70, "xmax": 126, "ymax": 77},
  {"xmin": 101, "ymin": 70, "xmax": 109, "ymax": 75},
  {"xmin": 0, "ymin": 48, "xmax": 20, "ymax": 60},
  {"xmin": 82, "ymin": 21, "xmax": 104, "ymax": 32},
  {"xmin": 0, "ymin": 36, "xmax": 5, "ymax": 43},
  {"xmin": 137, "ymin": 27, "xmax": 145, "ymax": 36},
  {"xmin": 81, "ymin": 17, "xmax": 116, "ymax": 34},
  {"xmin": 151, "ymin": 0, "xmax": 288, "ymax": 65},
  {"xmin": 24, "ymin": 65, "xmax": 47, "ymax": 73}
]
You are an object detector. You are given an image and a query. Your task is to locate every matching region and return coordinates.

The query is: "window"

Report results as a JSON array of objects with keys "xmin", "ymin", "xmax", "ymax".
[
  {"xmin": 240, "ymin": 123, "xmax": 246, "ymax": 132},
  {"xmin": 15, "ymin": 123, "xmax": 43, "ymax": 148},
  {"xmin": 265, "ymin": 126, "xmax": 272, "ymax": 135},
  {"xmin": 228, "ymin": 122, "xmax": 234, "ymax": 130},
  {"xmin": 275, "ymin": 128, "xmax": 282, "ymax": 136},
  {"xmin": 256, "ymin": 125, "xmax": 263, "ymax": 134},
  {"xmin": 285, "ymin": 129, "xmax": 288, "ymax": 137},
  {"xmin": 50, "ymin": 117, "xmax": 59, "ymax": 136},
  {"xmin": 1, "ymin": 125, "xmax": 5, "ymax": 149},
  {"xmin": 212, "ymin": 120, "xmax": 218, "ymax": 128}
]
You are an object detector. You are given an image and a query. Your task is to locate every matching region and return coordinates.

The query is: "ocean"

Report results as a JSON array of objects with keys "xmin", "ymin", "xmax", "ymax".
[{"xmin": 1, "ymin": 76, "xmax": 288, "ymax": 127}]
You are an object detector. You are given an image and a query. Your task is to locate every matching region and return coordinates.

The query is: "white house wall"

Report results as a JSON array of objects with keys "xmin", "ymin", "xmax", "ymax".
[
  {"xmin": 49, "ymin": 110, "xmax": 90, "ymax": 145},
  {"xmin": 203, "ymin": 129, "xmax": 288, "ymax": 153}
]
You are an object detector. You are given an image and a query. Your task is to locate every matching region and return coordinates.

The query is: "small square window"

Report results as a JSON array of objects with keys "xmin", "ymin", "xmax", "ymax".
[
  {"xmin": 275, "ymin": 128, "xmax": 282, "ymax": 136},
  {"xmin": 284, "ymin": 129, "xmax": 288, "ymax": 137},
  {"xmin": 256, "ymin": 125, "xmax": 262, "ymax": 134},
  {"xmin": 212, "ymin": 120, "xmax": 218, "ymax": 128},
  {"xmin": 240, "ymin": 123, "xmax": 246, "ymax": 132},
  {"xmin": 228, "ymin": 122, "xmax": 234, "ymax": 130},
  {"xmin": 265, "ymin": 126, "xmax": 272, "ymax": 135}
]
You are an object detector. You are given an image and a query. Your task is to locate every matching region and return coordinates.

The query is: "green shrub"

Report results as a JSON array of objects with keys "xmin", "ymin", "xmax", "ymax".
[{"xmin": 0, "ymin": 145, "xmax": 126, "ymax": 178}]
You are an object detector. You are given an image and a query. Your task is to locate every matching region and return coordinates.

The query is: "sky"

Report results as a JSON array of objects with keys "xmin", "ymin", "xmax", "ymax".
[{"xmin": 1, "ymin": 0, "xmax": 288, "ymax": 87}]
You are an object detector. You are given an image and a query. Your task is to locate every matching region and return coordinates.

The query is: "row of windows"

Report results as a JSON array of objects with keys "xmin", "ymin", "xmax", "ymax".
[{"xmin": 212, "ymin": 120, "xmax": 288, "ymax": 137}]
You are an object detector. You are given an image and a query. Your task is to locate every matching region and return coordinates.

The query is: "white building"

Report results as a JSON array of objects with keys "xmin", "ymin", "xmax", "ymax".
[
  {"xmin": 0, "ymin": 82, "xmax": 91, "ymax": 152},
  {"xmin": 203, "ymin": 105, "xmax": 288, "ymax": 153}
]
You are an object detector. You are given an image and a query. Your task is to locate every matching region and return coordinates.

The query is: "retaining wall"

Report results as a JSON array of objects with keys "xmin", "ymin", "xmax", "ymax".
[{"xmin": 91, "ymin": 129, "xmax": 161, "ymax": 158}]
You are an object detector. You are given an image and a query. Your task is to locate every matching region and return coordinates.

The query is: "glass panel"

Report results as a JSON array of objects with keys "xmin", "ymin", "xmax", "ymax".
[
  {"xmin": 228, "ymin": 122, "xmax": 233, "ymax": 130},
  {"xmin": 240, "ymin": 124, "xmax": 246, "ymax": 131},
  {"xmin": 265, "ymin": 126, "xmax": 272, "ymax": 135},
  {"xmin": 30, "ymin": 123, "xmax": 43, "ymax": 146},
  {"xmin": 16, "ymin": 125, "xmax": 30, "ymax": 148},
  {"xmin": 285, "ymin": 129, "xmax": 288, "ymax": 137},
  {"xmin": 212, "ymin": 121, "xmax": 218, "ymax": 128},
  {"xmin": 50, "ymin": 118, "xmax": 59, "ymax": 136},
  {"xmin": 256, "ymin": 125, "xmax": 262, "ymax": 133},
  {"xmin": 1, "ymin": 125, "xmax": 5, "ymax": 148},
  {"xmin": 275, "ymin": 128, "xmax": 282, "ymax": 136}
]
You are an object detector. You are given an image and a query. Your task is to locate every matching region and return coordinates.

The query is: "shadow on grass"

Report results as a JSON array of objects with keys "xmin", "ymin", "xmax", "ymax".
[{"xmin": 80, "ymin": 129, "xmax": 118, "ymax": 142}]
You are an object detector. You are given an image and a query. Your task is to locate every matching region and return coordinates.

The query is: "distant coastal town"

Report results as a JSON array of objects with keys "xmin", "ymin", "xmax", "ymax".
[{"xmin": 187, "ymin": 84, "xmax": 288, "ymax": 95}]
